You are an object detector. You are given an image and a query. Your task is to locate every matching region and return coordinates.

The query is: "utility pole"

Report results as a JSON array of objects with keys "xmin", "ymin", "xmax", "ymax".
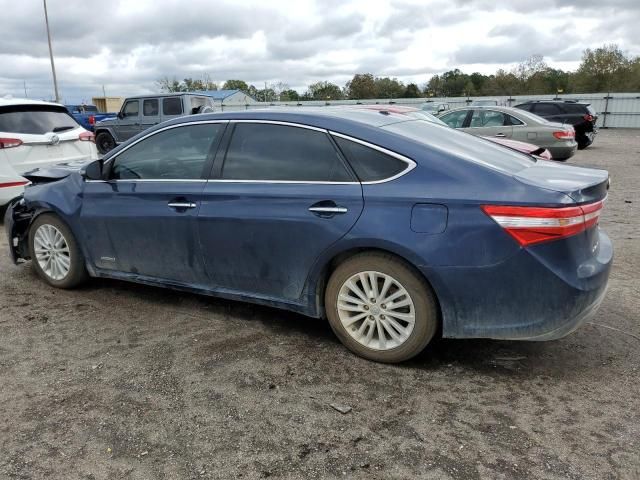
[
  {"xmin": 23, "ymin": 81, "xmax": 28, "ymax": 98},
  {"xmin": 43, "ymin": 0, "xmax": 60, "ymax": 102}
]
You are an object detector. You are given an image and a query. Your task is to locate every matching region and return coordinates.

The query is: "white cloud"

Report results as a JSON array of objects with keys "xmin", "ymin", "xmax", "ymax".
[{"xmin": 0, "ymin": 0, "xmax": 638, "ymax": 102}]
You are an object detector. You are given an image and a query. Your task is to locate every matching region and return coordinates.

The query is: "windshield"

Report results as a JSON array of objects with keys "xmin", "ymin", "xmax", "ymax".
[
  {"xmin": 381, "ymin": 119, "xmax": 535, "ymax": 174},
  {"xmin": 0, "ymin": 105, "xmax": 80, "ymax": 135}
]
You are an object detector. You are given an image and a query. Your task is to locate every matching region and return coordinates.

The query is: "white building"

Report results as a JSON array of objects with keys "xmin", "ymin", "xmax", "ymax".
[{"xmin": 200, "ymin": 89, "xmax": 259, "ymax": 110}]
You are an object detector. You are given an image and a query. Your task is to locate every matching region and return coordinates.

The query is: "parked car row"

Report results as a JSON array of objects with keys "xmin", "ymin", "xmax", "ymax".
[
  {"xmin": 359, "ymin": 105, "xmax": 552, "ymax": 159},
  {"xmin": 513, "ymin": 100, "xmax": 598, "ymax": 149},
  {"xmin": 6, "ymin": 107, "xmax": 612, "ymax": 363},
  {"xmin": 438, "ymin": 105, "xmax": 578, "ymax": 160}
]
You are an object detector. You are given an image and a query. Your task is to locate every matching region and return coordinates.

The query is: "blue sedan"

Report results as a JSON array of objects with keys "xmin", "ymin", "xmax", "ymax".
[{"xmin": 4, "ymin": 108, "xmax": 612, "ymax": 363}]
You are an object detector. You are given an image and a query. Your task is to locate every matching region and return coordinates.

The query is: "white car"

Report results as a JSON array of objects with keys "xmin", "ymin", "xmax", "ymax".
[{"xmin": 0, "ymin": 98, "xmax": 98, "ymax": 207}]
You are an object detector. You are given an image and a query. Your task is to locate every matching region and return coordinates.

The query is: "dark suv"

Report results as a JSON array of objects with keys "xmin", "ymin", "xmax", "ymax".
[{"xmin": 514, "ymin": 100, "xmax": 598, "ymax": 150}]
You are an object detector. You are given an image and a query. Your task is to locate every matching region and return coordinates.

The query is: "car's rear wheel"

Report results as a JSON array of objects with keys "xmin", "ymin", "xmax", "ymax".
[
  {"xmin": 325, "ymin": 252, "xmax": 438, "ymax": 363},
  {"xmin": 95, "ymin": 131, "xmax": 116, "ymax": 154},
  {"xmin": 28, "ymin": 214, "xmax": 87, "ymax": 289}
]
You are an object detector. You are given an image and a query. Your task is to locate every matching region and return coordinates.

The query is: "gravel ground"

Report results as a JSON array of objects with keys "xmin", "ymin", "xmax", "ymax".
[{"xmin": 1, "ymin": 129, "xmax": 639, "ymax": 480}]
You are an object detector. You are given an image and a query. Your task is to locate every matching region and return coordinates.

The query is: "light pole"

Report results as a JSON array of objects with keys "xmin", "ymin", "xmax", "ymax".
[{"xmin": 43, "ymin": 0, "xmax": 60, "ymax": 102}]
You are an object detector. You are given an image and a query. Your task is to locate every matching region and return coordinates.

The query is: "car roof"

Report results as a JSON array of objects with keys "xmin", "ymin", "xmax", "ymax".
[
  {"xmin": 124, "ymin": 93, "xmax": 214, "ymax": 100},
  {"xmin": 353, "ymin": 105, "xmax": 419, "ymax": 114},
  {"xmin": 517, "ymin": 100, "xmax": 589, "ymax": 105},
  {"xmin": 0, "ymin": 97, "xmax": 64, "ymax": 108},
  {"xmin": 164, "ymin": 107, "xmax": 414, "ymax": 130},
  {"xmin": 443, "ymin": 105, "xmax": 522, "ymax": 114}
]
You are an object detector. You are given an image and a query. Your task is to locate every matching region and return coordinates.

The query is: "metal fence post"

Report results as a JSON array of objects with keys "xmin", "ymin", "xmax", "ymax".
[{"xmin": 602, "ymin": 93, "xmax": 611, "ymax": 129}]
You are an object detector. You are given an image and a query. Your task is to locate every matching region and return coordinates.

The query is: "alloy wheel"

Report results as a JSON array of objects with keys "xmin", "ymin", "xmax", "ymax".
[
  {"xmin": 33, "ymin": 224, "xmax": 71, "ymax": 281},
  {"xmin": 337, "ymin": 270, "xmax": 416, "ymax": 350}
]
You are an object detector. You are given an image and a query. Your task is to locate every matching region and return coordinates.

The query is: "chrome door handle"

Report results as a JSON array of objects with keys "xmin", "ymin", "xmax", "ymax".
[
  {"xmin": 168, "ymin": 202, "xmax": 196, "ymax": 209},
  {"xmin": 308, "ymin": 206, "xmax": 348, "ymax": 214},
  {"xmin": 494, "ymin": 133, "xmax": 506, "ymax": 137}
]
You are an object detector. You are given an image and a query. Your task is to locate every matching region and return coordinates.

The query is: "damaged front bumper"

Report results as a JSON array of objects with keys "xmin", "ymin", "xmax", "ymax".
[{"xmin": 4, "ymin": 197, "xmax": 34, "ymax": 264}]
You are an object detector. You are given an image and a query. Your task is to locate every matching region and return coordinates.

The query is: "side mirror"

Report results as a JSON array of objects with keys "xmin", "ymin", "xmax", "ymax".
[
  {"xmin": 117, "ymin": 111, "xmax": 124, "ymax": 119},
  {"xmin": 82, "ymin": 160, "xmax": 103, "ymax": 181}
]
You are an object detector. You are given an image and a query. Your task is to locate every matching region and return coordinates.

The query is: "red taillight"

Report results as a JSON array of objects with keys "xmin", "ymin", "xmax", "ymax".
[
  {"xmin": 0, "ymin": 138, "xmax": 23, "ymax": 149},
  {"xmin": 482, "ymin": 200, "xmax": 605, "ymax": 246},
  {"xmin": 78, "ymin": 131, "xmax": 95, "ymax": 143},
  {"xmin": 89, "ymin": 115, "xmax": 95, "ymax": 125},
  {"xmin": 584, "ymin": 114, "xmax": 594, "ymax": 122},
  {"xmin": 553, "ymin": 129, "xmax": 575, "ymax": 140}
]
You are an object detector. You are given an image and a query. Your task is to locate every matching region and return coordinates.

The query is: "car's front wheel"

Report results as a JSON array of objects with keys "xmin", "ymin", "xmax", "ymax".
[
  {"xmin": 325, "ymin": 252, "xmax": 438, "ymax": 363},
  {"xmin": 28, "ymin": 214, "xmax": 87, "ymax": 289},
  {"xmin": 95, "ymin": 131, "xmax": 116, "ymax": 154}
]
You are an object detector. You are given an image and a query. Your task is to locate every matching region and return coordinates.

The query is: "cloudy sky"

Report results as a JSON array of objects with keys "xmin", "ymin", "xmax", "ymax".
[{"xmin": 1, "ymin": 0, "xmax": 639, "ymax": 103}]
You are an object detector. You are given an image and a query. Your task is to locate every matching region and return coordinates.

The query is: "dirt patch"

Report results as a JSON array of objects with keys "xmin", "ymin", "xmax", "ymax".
[{"xmin": 1, "ymin": 129, "xmax": 639, "ymax": 479}]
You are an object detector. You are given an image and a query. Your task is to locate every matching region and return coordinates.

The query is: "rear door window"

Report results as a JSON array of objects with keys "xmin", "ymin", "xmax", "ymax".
[
  {"xmin": 143, "ymin": 99, "xmax": 159, "ymax": 116},
  {"xmin": 110, "ymin": 123, "xmax": 223, "ymax": 180},
  {"xmin": 163, "ymin": 97, "xmax": 183, "ymax": 116},
  {"xmin": 469, "ymin": 110, "xmax": 508, "ymax": 127},
  {"xmin": 0, "ymin": 105, "xmax": 79, "ymax": 134},
  {"xmin": 221, "ymin": 123, "xmax": 352, "ymax": 182},
  {"xmin": 333, "ymin": 136, "xmax": 409, "ymax": 182}
]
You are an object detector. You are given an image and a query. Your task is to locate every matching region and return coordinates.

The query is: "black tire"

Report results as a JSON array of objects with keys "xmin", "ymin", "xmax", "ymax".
[
  {"xmin": 95, "ymin": 131, "xmax": 116, "ymax": 154},
  {"xmin": 577, "ymin": 139, "xmax": 592, "ymax": 150},
  {"xmin": 28, "ymin": 213, "xmax": 87, "ymax": 289},
  {"xmin": 325, "ymin": 252, "xmax": 438, "ymax": 363}
]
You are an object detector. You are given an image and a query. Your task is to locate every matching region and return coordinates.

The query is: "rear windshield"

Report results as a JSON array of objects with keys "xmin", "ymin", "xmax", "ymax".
[
  {"xmin": 0, "ymin": 105, "xmax": 80, "ymax": 134},
  {"xmin": 509, "ymin": 108, "xmax": 550, "ymax": 124},
  {"xmin": 381, "ymin": 120, "xmax": 535, "ymax": 174}
]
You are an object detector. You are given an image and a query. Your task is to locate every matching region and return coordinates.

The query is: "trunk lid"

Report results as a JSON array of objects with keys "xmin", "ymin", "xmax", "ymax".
[{"xmin": 513, "ymin": 159, "xmax": 609, "ymax": 203}]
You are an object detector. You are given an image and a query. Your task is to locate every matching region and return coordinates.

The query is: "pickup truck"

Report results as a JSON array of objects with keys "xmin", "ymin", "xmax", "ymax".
[
  {"xmin": 65, "ymin": 105, "xmax": 116, "ymax": 132},
  {"xmin": 93, "ymin": 93, "xmax": 215, "ymax": 154}
]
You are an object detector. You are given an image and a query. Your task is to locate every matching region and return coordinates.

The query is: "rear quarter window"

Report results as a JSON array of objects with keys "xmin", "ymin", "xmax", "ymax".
[
  {"xmin": 163, "ymin": 97, "xmax": 183, "ymax": 116},
  {"xmin": 333, "ymin": 136, "xmax": 409, "ymax": 182}
]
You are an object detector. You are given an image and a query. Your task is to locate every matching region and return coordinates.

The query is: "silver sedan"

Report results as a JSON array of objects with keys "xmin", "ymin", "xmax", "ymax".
[{"xmin": 438, "ymin": 106, "xmax": 577, "ymax": 160}]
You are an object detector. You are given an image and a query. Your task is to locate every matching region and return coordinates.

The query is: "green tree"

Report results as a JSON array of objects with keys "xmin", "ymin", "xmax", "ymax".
[
  {"xmin": 157, "ymin": 75, "xmax": 218, "ymax": 93},
  {"xmin": 469, "ymin": 72, "xmax": 488, "ymax": 94},
  {"xmin": 222, "ymin": 79, "xmax": 250, "ymax": 92},
  {"xmin": 345, "ymin": 73, "xmax": 377, "ymax": 99},
  {"xmin": 403, "ymin": 83, "xmax": 421, "ymax": 98},
  {"xmin": 279, "ymin": 89, "xmax": 300, "ymax": 101},
  {"xmin": 256, "ymin": 87, "xmax": 277, "ymax": 102},
  {"xmin": 307, "ymin": 81, "xmax": 344, "ymax": 100},
  {"xmin": 182, "ymin": 77, "xmax": 218, "ymax": 92},
  {"xmin": 157, "ymin": 76, "xmax": 185, "ymax": 92},
  {"xmin": 374, "ymin": 77, "xmax": 405, "ymax": 98},
  {"xmin": 573, "ymin": 44, "xmax": 632, "ymax": 92}
]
